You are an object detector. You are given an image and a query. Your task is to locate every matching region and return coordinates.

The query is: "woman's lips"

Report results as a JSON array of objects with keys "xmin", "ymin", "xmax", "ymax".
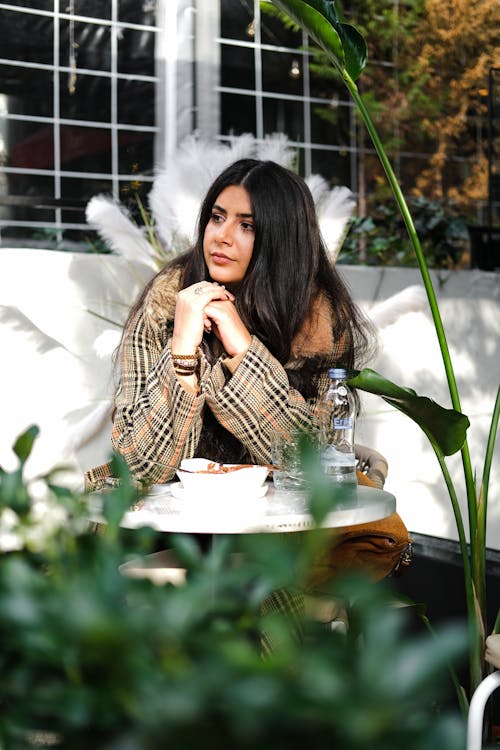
[{"xmin": 211, "ymin": 253, "xmax": 232, "ymax": 264}]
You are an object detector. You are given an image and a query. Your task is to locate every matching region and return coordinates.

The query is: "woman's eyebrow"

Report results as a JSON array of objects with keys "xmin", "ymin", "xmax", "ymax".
[{"xmin": 212, "ymin": 202, "xmax": 253, "ymax": 218}]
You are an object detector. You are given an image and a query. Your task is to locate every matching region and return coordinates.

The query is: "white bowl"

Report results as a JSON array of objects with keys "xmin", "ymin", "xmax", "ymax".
[{"xmin": 176, "ymin": 458, "xmax": 269, "ymax": 497}]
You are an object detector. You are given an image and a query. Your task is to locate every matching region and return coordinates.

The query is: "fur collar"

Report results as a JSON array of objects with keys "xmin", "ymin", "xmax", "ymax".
[
  {"xmin": 288, "ymin": 292, "xmax": 334, "ymax": 362},
  {"xmin": 144, "ymin": 265, "xmax": 182, "ymax": 326}
]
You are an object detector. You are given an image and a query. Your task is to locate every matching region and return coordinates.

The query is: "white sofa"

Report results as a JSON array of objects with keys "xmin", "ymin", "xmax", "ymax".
[{"xmin": 1, "ymin": 248, "xmax": 499, "ymax": 549}]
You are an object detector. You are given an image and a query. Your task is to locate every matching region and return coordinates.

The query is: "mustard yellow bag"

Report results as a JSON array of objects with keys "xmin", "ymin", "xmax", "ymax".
[{"xmin": 307, "ymin": 471, "xmax": 413, "ymax": 591}]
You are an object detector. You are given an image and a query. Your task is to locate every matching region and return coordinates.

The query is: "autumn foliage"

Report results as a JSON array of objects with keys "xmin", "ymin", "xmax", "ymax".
[{"xmin": 405, "ymin": 0, "xmax": 500, "ymax": 213}]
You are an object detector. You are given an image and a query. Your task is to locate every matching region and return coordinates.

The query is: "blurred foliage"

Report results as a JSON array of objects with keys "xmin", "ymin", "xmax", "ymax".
[
  {"xmin": 0, "ymin": 427, "xmax": 468, "ymax": 749},
  {"xmin": 339, "ymin": 196, "xmax": 470, "ymax": 268}
]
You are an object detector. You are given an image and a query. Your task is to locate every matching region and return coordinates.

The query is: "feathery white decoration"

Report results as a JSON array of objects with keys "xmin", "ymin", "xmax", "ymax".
[
  {"xmin": 61, "ymin": 329, "xmax": 120, "ymax": 454},
  {"xmin": 86, "ymin": 195, "xmax": 158, "ymax": 271},
  {"xmin": 0, "ymin": 305, "xmax": 70, "ymax": 355},
  {"xmin": 369, "ymin": 285, "xmax": 428, "ymax": 329},
  {"xmin": 93, "ymin": 329, "xmax": 122, "ymax": 359},
  {"xmin": 88, "ymin": 133, "xmax": 356, "ymax": 267},
  {"xmin": 61, "ymin": 328, "xmax": 122, "ymax": 452},
  {"xmin": 306, "ymin": 176, "xmax": 356, "ymax": 261},
  {"xmin": 65, "ymin": 400, "xmax": 114, "ymax": 452},
  {"xmin": 255, "ymin": 132, "xmax": 296, "ymax": 168}
]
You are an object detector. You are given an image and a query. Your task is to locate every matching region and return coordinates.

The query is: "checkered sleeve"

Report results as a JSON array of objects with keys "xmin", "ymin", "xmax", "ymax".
[
  {"xmin": 111, "ymin": 311, "xmax": 209, "ymax": 484},
  {"xmin": 203, "ymin": 336, "xmax": 334, "ymax": 465}
]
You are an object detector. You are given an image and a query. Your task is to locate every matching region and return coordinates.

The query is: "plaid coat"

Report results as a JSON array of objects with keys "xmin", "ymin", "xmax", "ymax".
[{"xmin": 84, "ymin": 265, "xmax": 347, "ymax": 491}]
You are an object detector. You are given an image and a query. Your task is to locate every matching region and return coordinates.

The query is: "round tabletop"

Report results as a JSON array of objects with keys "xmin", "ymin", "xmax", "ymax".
[{"xmin": 114, "ymin": 482, "xmax": 396, "ymax": 535}]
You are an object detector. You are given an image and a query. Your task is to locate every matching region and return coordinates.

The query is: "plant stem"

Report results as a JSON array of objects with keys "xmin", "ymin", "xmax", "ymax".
[
  {"xmin": 341, "ymin": 68, "xmax": 484, "ymax": 656},
  {"xmin": 135, "ymin": 192, "xmax": 165, "ymax": 267},
  {"xmin": 434, "ymin": 449, "xmax": 483, "ymax": 691},
  {"xmin": 479, "ymin": 385, "xmax": 500, "ymax": 542},
  {"xmin": 342, "ymin": 72, "xmax": 464, "ymax": 407},
  {"xmin": 476, "ymin": 385, "xmax": 500, "ymax": 623},
  {"xmin": 420, "ymin": 612, "xmax": 470, "ymax": 717},
  {"xmin": 494, "ymin": 608, "xmax": 500, "ymax": 635}
]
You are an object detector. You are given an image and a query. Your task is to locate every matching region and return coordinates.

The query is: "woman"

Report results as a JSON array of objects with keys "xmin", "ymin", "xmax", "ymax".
[{"xmin": 85, "ymin": 159, "xmax": 375, "ymax": 491}]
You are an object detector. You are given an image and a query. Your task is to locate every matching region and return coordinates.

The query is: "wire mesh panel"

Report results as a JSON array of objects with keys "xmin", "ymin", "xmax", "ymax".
[{"xmin": 0, "ymin": 1, "xmax": 159, "ymax": 249}]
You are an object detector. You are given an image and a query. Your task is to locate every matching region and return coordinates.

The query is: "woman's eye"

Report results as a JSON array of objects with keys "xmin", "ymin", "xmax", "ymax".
[
  {"xmin": 211, "ymin": 212, "xmax": 223, "ymax": 223},
  {"xmin": 241, "ymin": 222, "xmax": 254, "ymax": 232}
]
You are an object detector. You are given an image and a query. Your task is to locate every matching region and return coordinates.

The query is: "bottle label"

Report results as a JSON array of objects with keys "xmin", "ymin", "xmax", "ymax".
[
  {"xmin": 321, "ymin": 445, "xmax": 356, "ymax": 472},
  {"xmin": 333, "ymin": 417, "xmax": 353, "ymax": 429}
]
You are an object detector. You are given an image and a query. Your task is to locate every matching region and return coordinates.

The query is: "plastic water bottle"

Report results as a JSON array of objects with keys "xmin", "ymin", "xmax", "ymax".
[{"xmin": 320, "ymin": 367, "xmax": 357, "ymax": 484}]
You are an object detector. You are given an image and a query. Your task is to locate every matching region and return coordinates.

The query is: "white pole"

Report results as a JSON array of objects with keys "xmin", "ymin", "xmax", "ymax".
[{"xmin": 467, "ymin": 671, "xmax": 500, "ymax": 750}]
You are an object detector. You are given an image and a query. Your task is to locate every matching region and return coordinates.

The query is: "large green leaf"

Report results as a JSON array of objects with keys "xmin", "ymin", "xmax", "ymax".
[
  {"xmin": 269, "ymin": 0, "xmax": 367, "ymax": 80},
  {"xmin": 348, "ymin": 368, "xmax": 469, "ymax": 457},
  {"xmin": 12, "ymin": 424, "xmax": 40, "ymax": 465}
]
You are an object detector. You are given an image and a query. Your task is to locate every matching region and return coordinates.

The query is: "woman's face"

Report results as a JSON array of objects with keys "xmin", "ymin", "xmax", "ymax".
[{"xmin": 203, "ymin": 184, "xmax": 255, "ymax": 291}]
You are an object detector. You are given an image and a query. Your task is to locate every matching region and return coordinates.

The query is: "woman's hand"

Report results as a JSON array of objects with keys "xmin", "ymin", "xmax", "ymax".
[
  {"xmin": 171, "ymin": 281, "xmax": 235, "ymax": 354},
  {"xmin": 204, "ymin": 299, "xmax": 252, "ymax": 357}
]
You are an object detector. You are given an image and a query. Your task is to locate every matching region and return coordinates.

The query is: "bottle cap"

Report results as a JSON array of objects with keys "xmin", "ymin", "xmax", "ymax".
[{"xmin": 328, "ymin": 367, "xmax": 347, "ymax": 379}]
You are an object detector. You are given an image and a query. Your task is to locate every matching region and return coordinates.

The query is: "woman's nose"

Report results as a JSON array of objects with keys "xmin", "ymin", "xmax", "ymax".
[{"xmin": 216, "ymin": 221, "xmax": 233, "ymax": 244}]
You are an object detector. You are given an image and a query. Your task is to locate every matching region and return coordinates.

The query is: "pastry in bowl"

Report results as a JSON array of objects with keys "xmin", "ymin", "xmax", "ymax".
[{"xmin": 176, "ymin": 458, "xmax": 269, "ymax": 497}]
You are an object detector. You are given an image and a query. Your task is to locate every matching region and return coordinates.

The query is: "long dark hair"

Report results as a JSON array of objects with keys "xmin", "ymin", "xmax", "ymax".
[{"xmin": 123, "ymin": 158, "xmax": 375, "ymax": 367}]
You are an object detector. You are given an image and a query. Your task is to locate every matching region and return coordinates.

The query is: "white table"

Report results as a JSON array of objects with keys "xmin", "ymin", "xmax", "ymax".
[
  {"xmin": 104, "ymin": 481, "xmax": 396, "ymax": 595},
  {"xmin": 113, "ymin": 482, "xmax": 396, "ymax": 535}
]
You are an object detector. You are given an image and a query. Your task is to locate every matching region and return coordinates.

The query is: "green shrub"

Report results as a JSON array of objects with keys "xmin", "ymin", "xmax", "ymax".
[
  {"xmin": 340, "ymin": 197, "xmax": 470, "ymax": 268},
  {"xmin": 0, "ymin": 428, "xmax": 467, "ymax": 749}
]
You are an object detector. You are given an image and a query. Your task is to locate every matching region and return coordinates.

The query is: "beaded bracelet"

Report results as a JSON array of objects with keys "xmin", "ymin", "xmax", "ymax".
[
  {"xmin": 173, "ymin": 357, "xmax": 197, "ymax": 365},
  {"xmin": 173, "ymin": 361, "xmax": 197, "ymax": 376},
  {"xmin": 172, "ymin": 351, "xmax": 199, "ymax": 376}
]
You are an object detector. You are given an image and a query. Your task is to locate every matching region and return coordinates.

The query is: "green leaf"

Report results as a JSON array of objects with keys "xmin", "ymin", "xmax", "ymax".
[
  {"xmin": 12, "ymin": 425, "xmax": 40, "ymax": 465},
  {"xmin": 172, "ymin": 533, "xmax": 204, "ymax": 570},
  {"xmin": 348, "ymin": 368, "xmax": 469, "ymax": 457},
  {"xmin": 335, "ymin": 20, "xmax": 367, "ymax": 81},
  {"xmin": 270, "ymin": 0, "xmax": 367, "ymax": 80}
]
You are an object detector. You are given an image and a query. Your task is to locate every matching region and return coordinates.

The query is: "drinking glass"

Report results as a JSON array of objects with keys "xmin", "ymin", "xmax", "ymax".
[{"xmin": 270, "ymin": 430, "xmax": 308, "ymax": 490}]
